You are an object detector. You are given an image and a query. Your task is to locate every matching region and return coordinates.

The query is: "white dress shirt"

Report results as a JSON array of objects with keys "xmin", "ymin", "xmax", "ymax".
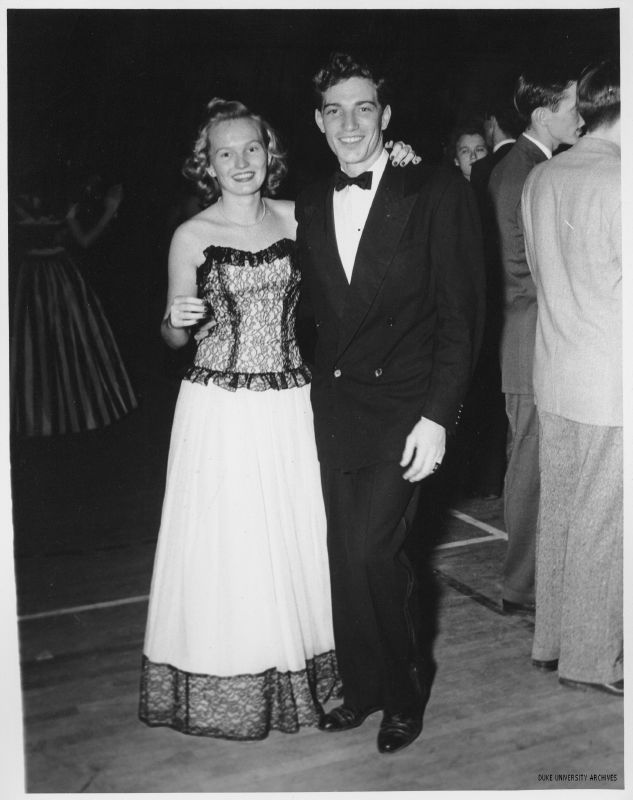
[
  {"xmin": 333, "ymin": 148, "xmax": 389, "ymax": 283},
  {"xmin": 522, "ymin": 132, "xmax": 552, "ymax": 160}
]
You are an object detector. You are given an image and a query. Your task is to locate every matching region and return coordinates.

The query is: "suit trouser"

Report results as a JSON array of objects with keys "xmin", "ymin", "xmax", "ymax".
[
  {"xmin": 320, "ymin": 462, "xmax": 426, "ymax": 713},
  {"xmin": 503, "ymin": 393, "xmax": 539, "ymax": 604},
  {"xmin": 532, "ymin": 411, "xmax": 623, "ymax": 684}
]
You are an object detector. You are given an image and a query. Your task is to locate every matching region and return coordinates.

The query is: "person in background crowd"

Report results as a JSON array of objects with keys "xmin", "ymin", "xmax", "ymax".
[
  {"xmin": 521, "ymin": 59, "xmax": 622, "ymax": 695},
  {"xmin": 10, "ymin": 172, "xmax": 137, "ymax": 437},
  {"xmin": 297, "ymin": 52, "xmax": 484, "ymax": 754},
  {"xmin": 449, "ymin": 120, "xmax": 489, "ymax": 181},
  {"xmin": 488, "ymin": 62, "xmax": 583, "ymax": 616},
  {"xmin": 470, "ymin": 103, "xmax": 523, "ymax": 196},
  {"xmin": 454, "ymin": 102, "xmax": 522, "ymax": 500}
]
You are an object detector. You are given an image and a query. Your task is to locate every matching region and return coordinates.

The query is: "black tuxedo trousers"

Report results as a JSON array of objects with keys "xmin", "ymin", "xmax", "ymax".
[{"xmin": 320, "ymin": 461, "xmax": 429, "ymax": 713}]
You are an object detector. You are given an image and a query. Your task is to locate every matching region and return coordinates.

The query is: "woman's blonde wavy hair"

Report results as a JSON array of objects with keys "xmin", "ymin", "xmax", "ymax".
[{"xmin": 182, "ymin": 98, "xmax": 287, "ymax": 208}]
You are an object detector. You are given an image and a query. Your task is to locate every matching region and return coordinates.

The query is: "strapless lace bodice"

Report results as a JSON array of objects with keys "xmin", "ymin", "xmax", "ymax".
[{"xmin": 184, "ymin": 238, "xmax": 310, "ymax": 392}]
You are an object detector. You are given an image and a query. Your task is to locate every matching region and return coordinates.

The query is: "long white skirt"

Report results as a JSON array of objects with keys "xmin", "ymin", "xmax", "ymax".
[{"xmin": 140, "ymin": 380, "xmax": 340, "ymax": 740}]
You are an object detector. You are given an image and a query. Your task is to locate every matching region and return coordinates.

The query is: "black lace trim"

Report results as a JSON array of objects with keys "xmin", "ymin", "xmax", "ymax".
[
  {"xmin": 139, "ymin": 650, "xmax": 341, "ymax": 741},
  {"xmin": 183, "ymin": 363, "xmax": 312, "ymax": 392},
  {"xmin": 199, "ymin": 238, "xmax": 295, "ymax": 273}
]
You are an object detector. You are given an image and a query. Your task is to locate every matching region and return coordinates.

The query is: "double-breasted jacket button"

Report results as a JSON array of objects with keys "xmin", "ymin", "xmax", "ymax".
[
  {"xmin": 386, "ymin": 317, "xmax": 394, "ymax": 327},
  {"xmin": 333, "ymin": 368, "xmax": 342, "ymax": 378},
  {"xmin": 374, "ymin": 368, "xmax": 383, "ymax": 378}
]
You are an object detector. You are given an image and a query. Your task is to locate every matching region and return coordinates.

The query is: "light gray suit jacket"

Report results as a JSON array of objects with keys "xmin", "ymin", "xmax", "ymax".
[{"xmin": 521, "ymin": 136, "xmax": 622, "ymax": 427}]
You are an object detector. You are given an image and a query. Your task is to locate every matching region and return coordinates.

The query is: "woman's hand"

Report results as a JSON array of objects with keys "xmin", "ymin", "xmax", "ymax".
[
  {"xmin": 386, "ymin": 140, "xmax": 422, "ymax": 167},
  {"xmin": 166, "ymin": 296, "xmax": 207, "ymax": 329}
]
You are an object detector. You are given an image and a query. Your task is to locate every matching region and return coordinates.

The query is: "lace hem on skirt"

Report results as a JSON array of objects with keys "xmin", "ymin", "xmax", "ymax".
[
  {"xmin": 138, "ymin": 651, "xmax": 341, "ymax": 740},
  {"xmin": 182, "ymin": 363, "xmax": 312, "ymax": 392}
]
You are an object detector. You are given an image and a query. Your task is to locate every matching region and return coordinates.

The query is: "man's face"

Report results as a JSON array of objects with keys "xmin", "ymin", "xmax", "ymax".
[
  {"xmin": 315, "ymin": 76, "xmax": 391, "ymax": 176},
  {"xmin": 546, "ymin": 82, "xmax": 584, "ymax": 148}
]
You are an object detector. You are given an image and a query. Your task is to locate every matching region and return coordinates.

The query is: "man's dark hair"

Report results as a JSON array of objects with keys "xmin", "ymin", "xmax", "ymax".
[
  {"xmin": 312, "ymin": 52, "xmax": 389, "ymax": 109},
  {"xmin": 513, "ymin": 62, "xmax": 578, "ymax": 124},
  {"xmin": 487, "ymin": 104, "xmax": 524, "ymax": 139},
  {"xmin": 577, "ymin": 59, "xmax": 620, "ymax": 132}
]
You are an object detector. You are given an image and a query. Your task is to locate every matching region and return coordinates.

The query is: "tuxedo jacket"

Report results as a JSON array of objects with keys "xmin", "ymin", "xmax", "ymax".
[
  {"xmin": 469, "ymin": 141, "xmax": 515, "ymax": 200},
  {"xmin": 296, "ymin": 161, "xmax": 485, "ymax": 471},
  {"xmin": 488, "ymin": 134, "xmax": 547, "ymax": 395}
]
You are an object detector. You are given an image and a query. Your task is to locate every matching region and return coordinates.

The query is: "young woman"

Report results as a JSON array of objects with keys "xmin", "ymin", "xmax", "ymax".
[{"xmin": 139, "ymin": 99, "xmax": 338, "ymax": 741}]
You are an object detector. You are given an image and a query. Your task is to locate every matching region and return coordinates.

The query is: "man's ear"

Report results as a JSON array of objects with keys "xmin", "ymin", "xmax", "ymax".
[
  {"xmin": 315, "ymin": 108, "xmax": 325, "ymax": 133},
  {"xmin": 381, "ymin": 104, "xmax": 392, "ymax": 131},
  {"xmin": 532, "ymin": 106, "xmax": 548, "ymax": 127}
]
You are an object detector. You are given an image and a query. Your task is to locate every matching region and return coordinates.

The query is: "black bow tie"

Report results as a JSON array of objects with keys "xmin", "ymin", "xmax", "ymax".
[{"xmin": 334, "ymin": 170, "xmax": 373, "ymax": 191}]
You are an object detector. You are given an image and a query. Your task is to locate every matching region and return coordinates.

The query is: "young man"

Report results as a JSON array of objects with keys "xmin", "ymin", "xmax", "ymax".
[
  {"xmin": 521, "ymin": 60, "xmax": 622, "ymax": 695},
  {"xmin": 295, "ymin": 52, "xmax": 484, "ymax": 754},
  {"xmin": 488, "ymin": 64, "xmax": 583, "ymax": 617}
]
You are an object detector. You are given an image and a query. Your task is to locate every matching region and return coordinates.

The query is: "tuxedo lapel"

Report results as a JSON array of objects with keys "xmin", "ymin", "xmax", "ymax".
[
  {"xmin": 337, "ymin": 165, "xmax": 417, "ymax": 357},
  {"xmin": 305, "ymin": 178, "xmax": 350, "ymax": 316}
]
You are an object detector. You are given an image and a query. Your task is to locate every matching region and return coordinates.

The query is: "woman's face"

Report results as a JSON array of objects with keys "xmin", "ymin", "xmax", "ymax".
[
  {"xmin": 454, "ymin": 133, "xmax": 488, "ymax": 180},
  {"xmin": 207, "ymin": 118, "xmax": 268, "ymax": 198}
]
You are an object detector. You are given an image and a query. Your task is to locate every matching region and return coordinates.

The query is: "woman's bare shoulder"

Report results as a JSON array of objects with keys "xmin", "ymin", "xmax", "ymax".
[
  {"xmin": 171, "ymin": 206, "xmax": 219, "ymax": 247},
  {"xmin": 265, "ymin": 198, "xmax": 296, "ymax": 237}
]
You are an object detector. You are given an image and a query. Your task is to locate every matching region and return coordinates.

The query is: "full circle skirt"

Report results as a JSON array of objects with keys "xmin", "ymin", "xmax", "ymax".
[
  {"xmin": 10, "ymin": 250, "xmax": 137, "ymax": 436},
  {"xmin": 140, "ymin": 380, "xmax": 340, "ymax": 740}
]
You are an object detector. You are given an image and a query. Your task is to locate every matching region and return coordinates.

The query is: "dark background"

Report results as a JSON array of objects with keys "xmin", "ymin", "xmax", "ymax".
[
  {"xmin": 7, "ymin": 8, "xmax": 620, "ymax": 558},
  {"xmin": 8, "ymin": 8, "xmax": 620, "ymax": 192}
]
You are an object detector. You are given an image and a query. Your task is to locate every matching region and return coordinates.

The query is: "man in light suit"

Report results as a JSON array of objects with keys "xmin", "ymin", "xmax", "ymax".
[
  {"xmin": 488, "ymin": 65, "xmax": 583, "ymax": 616},
  {"xmin": 296, "ymin": 52, "xmax": 484, "ymax": 753},
  {"xmin": 521, "ymin": 60, "xmax": 622, "ymax": 696}
]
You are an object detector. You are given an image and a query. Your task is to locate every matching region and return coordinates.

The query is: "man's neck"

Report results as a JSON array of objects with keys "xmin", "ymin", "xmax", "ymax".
[
  {"xmin": 524, "ymin": 124, "xmax": 553, "ymax": 153},
  {"xmin": 585, "ymin": 119, "xmax": 620, "ymax": 148}
]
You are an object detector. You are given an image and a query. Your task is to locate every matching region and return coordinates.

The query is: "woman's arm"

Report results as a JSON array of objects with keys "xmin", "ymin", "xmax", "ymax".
[{"xmin": 161, "ymin": 223, "xmax": 207, "ymax": 350}]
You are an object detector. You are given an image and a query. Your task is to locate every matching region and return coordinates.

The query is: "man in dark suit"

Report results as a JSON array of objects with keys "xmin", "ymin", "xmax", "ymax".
[
  {"xmin": 455, "ymin": 105, "xmax": 522, "ymax": 500},
  {"xmin": 296, "ymin": 52, "xmax": 484, "ymax": 754},
  {"xmin": 470, "ymin": 105, "xmax": 523, "ymax": 198},
  {"xmin": 488, "ymin": 65, "xmax": 583, "ymax": 618}
]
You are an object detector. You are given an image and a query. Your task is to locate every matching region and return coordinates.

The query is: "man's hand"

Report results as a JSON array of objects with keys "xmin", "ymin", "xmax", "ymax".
[
  {"xmin": 385, "ymin": 140, "xmax": 422, "ymax": 167},
  {"xmin": 400, "ymin": 417, "xmax": 446, "ymax": 482}
]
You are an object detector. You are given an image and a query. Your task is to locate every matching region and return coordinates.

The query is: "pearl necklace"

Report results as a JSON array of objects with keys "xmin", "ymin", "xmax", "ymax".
[{"xmin": 218, "ymin": 198, "xmax": 267, "ymax": 228}]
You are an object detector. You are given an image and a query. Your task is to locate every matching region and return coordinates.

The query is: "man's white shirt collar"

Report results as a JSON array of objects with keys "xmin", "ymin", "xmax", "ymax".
[
  {"xmin": 522, "ymin": 132, "xmax": 552, "ymax": 159},
  {"xmin": 493, "ymin": 138, "xmax": 516, "ymax": 153}
]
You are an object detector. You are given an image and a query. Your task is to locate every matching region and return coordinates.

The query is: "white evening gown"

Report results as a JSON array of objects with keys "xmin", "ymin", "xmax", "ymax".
[{"xmin": 140, "ymin": 238, "xmax": 340, "ymax": 740}]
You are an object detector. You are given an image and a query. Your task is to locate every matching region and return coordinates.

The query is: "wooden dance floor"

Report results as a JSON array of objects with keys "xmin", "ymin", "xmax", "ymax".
[{"xmin": 10, "ymin": 374, "xmax": 625, "ymax": 793}]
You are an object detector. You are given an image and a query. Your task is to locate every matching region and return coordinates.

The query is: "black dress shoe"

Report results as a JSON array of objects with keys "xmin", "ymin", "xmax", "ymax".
[
  {"xmin": 377, "ymin": 712, "xmax": 423, "ymax": 754},
  {"xmin": 532, "ymin": 658, "xmax": 558, "ymax": 672},
  {"xmin": 559, "ymin": 677, "xmax": 624, "ymax": 696},
  {"xmin": 502, "ymin": 599, "xmax": 535, "ymax": 614},
  {"xmin": 318, "ymin": 704, "xmax": 380, "ymax": 732}
]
